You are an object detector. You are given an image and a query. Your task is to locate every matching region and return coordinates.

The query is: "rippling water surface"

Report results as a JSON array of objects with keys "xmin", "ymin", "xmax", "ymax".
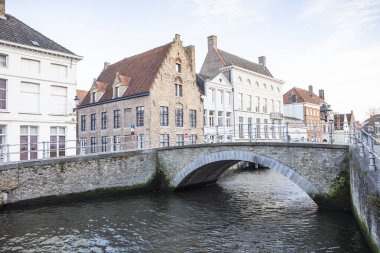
[{"xmin": 0, "ymin": 169, "xmax": 369, "ymax": 252}]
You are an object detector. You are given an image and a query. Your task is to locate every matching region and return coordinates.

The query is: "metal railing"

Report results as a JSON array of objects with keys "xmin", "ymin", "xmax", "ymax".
[
  {"xmin": 0, "ymin": 121, "xmax": 377, "ymax": 165},
  {"xmin": 353, "ymin": 123, "xmax": 379, "ymax": 172}
]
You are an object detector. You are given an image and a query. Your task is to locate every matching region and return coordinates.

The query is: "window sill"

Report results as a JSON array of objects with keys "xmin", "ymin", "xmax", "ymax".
[
  {"xmin": 48, "ymin": 114, "xmax": 68, "ymax": 116},
  {"xmin": 18, "ymin": 112, "xmax": 42, "ymax": 115},
  {"xmin": 0, "ymin": 110, "xmax": 10, "ymax": 113}
]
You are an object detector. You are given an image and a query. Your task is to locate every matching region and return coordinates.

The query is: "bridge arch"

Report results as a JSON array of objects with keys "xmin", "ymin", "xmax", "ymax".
[{"xmin": 171, "ymin": 150, "xmax": 320, "ymax": 198}]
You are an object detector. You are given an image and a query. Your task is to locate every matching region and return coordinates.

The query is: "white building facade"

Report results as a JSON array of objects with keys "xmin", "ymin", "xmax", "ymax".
[
  {"xmin": 0, "ymin": 7, "xmax": 82, "ymax": 162},
  {"xmin": 199, "ymin": 35, "xmax": 284, "ymax": 142}
]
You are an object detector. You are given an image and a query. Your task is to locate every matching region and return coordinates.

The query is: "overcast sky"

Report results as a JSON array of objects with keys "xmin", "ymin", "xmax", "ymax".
[{"xmin": 6, "ymin": 0, "xmax": 380, "ymax": 121}]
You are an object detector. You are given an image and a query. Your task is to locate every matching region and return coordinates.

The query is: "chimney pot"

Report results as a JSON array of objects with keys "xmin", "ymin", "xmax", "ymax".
[
  {"xmin": 104, "ymin": 62, "xmax": 110, "ymax": 70},
  {"xmin": 0, "ymin": 0, "xmax": 5, "ymax": 18},
  {"xmin": 319, "ymin": 89, "xmax": 325, "ymax": 100},
  {"xmin": 207, "ymin": 35, "xmax": 217, "ymax": 51},
  {"xmin": 308, "ymin": 85, "xmax": 313, "ymax": 96},
  {"xmin": 258, "ymin": 56, "xmax": 266, "ymax": 66}
]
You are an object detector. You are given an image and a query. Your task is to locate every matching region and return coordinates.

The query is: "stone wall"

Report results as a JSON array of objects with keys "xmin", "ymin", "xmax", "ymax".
[
  {"xmin": 0, "ymin": 150, "xmax": 157, "ymax": 205},
  {"xmin": 350, "ymin": 146, "xmax": 380, "ymax": 253}
]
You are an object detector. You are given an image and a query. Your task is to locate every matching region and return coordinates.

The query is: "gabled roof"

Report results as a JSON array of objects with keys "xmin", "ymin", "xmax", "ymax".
[
  {"xmin": 200, "ymin": 46, "xmax": 273, "ymax": 79},
  {"xmin": 76, "ymin": 90, "xmax": 88, "ymax": 103},
  {"xmin": 283, "ymin": 87, "xmax": 325, "ymax": 105},
  {"xmin": 0, "ymin": 14, "xmax": 77, "ymax": 56},
  {"xmin": 196, "ymin": 74, "xmax": 205, "ymax": 95},
  {"xmin": 81, "ymin": 42, "xmax": 172, "ymax": 105}
]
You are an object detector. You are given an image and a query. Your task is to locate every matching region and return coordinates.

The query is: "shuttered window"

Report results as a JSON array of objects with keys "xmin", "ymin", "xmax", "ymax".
[
  {"xmin": 50, "ymin": 86, "xmax": 67, "ymax": 115},
  {"xmin": 20, "ymin": 82, "xmax": 40, "ymax": 113}
]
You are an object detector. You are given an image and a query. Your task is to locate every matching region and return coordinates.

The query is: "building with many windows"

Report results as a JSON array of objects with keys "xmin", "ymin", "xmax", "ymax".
[
  {"xmin": 0, "ymin": 1, "xmax": 82, "ymax": 162},
  {"xmin": 198, "ymin": 35, "xmax": 284, "ymax": 142},
  {"xmin": 283, "ymin": 86, "xmax": 327, "ymax": 141},
  {"xmin": 77, "ymin": 34, "xmax": 203, "ymax": 152}
]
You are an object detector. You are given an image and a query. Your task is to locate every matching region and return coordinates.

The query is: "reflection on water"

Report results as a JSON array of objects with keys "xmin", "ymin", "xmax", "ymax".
[{"xmin": 0, "ymin": 169, "xmax": 369, "ymax": 252}]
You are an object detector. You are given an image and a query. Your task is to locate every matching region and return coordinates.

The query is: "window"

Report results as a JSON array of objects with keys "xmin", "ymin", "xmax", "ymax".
[
  {"xmin": 189, "ymin": 134, "xmax": 197, "ymax": 145},
  {"xmin": 210, "ymin": 88, "xmax": 216, "ymax": 103},
  {"xmin": 263, "ymin": 98, "xmax": 268, "ymax": 113},
  {"xmin": 114, "ymin": 110, "xmax": 120, "ymax": 129},
  {"xmin": 239, "ymin": 117, "xmax": 244, "ymax": 138},
  {"xmin": 256, "ymin": 81, "xmax": 260, "ymax": 87},
  {"xmin": 20, "ymin": 82, "xmax": 40, "ymax": 113},
  {"xmin": 175, "ymin": 108, "xmax": 183, "ymax": 127},
  {"xmin": 255, "ymin": 96, "xmax": 260, "ymax": 112},
  {"xmin": 124, "ymin": 108, "xmax": 132, "ymax": 127},
  {"xmin": 247, "ymin": 79, "xmax": 251, "ymax": 84},
  {"xmin": 176, "ymin": 59, "xmax": 182, "ymax": 73},
  {"xmin": 175, "ymin": 84, "xmax": 183, "ymax": 97},
  {"xmin": 0, "ymin": 54, "xmax": 7, "ymax": 68},
  {"xmin": 20, "ymin": 126, "xmax": 38, "ymax": 160},
  {"xmin": 160, "ymin": 106, "xmax": 169, "ymax": 126},
  {"xmin": 271, "ymin": 85, "xmax": 274, "ymax": 91},
  {"xmin": 277, "ymin": 87, "xmax": 281, "ymax": 93},
  {"xmin": 271, "ymin": 99, "xmax": 275, "ymax": 113},
  {"xmin": 204, "ymin": 109, "xmax": 207, "ymax": 127},
  {"xmin": 50, "ymin": 127, "xmax": 66, "ymax": 158},
  {"xmin": 0, "ymin": 125, "xmax": 6, "ymax": 150},
  {"xmin": 226, "ymin": 92, "xmax": 231, "ymax": 106},
  {"xmin": 209, "ymin": 110, "xmax": 215, "ymax": 127},
  {"xmin": 90, "ymin": 113, "xmax": 96, "ymax": 131},
  {"xmin": 218, "ymin": 90, "xmax": 223, "ymax": 105},
  {"xmin": 176, "ymin": 63, "xmax": 181, "ymax": 73},
  {"xmin": 136, "ymin": 106, "xmax": 144, "ymax": 127},
  {"xmin": 277, "ymin": 101, "xmax": 281, "ymax": 113},
  {"xmin": 101, "ymin": 136, "xmax": 108, "ymax": 152},
  {"xmin": 50, "ymin": 63, "xmax": 67, "ymax": 78},
  {"xmin": 92, "ymin": 91, "xmax": 96, "ymax": 103},
  {"xmin": 90, "ymin": 137, "xmax": 96, "ymax": 153},
  {"xmin": 21, "ymin": 58, "xmax": 40, "ymax": 74},
  {"xmin": 114, "ymin": 86, "xmax": 120, "ymax": 98},
  {"xmin": 291, "ymin": 95, "xmax": 297, "ymax": 103},
  {"xmin": 0, "ymin": 79, "xmax": 7, "ymax": 109},
  {"xmin": 226, "ymin": 112, "xmax": 231, "ymax": 127},
  {"xmin": 237, "ymin": 93, "xmax": 243, "ymax": 110},
  {"xmin": 238, "ymin": 76, "xmax": 242, "ymax": 82},
  {"xmin": 113, "ymin": 136, "xmax": 121, "ymax": 151},
  {"xmin": 160, "ymin": 134, "xmax": 170, "ymax": 147},
  {"xmin": 101, "ymin": 112, "xmax": 108, "ymax": 130},
  {"xmin": 190, "ymin": 109, "xmax": 197, "ymax": 128},
  {"xmin": 248, "ymin": 118, "xmax": 252, "ymax": 139},
  {"xmin": 79, "ymin": 138, "xmax": 87, "ymax": 155},
  {"xmin": 248, "ymin": 95, "xmax": 252, "ymax": 111},
  {"xmin": 264, "ymin": 119, "xmax": 269, "ymax": 138},
  {"xmin": 256, "ymin": 118, "xmax": 261, "ymax": 138},
  {"xmin": 81, "ymin": 115, "xmax": 86, "ymax": 131},
  {"xmin": 176, "ymin": 134, "xmax": 184, "ymax": 146},
  {"xmin": 50, "ymin": 86, "xmax": 67, "ymax": 115},
  {"xmin": 263, "ymin": 83, "xmax": 267, "ymax": 89},
  {"xmin": 218, "ymin": 111, "xmax": 223, "ymax": 126},
  {"xmin": 137, "ymin": 134, "xmax": 144, "ymax": 149}
]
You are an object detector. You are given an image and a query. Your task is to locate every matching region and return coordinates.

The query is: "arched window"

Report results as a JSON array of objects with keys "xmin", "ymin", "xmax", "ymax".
[
  {"xmin": 238, "ymin": 76, "xmax": 242, "ymax": 82},
  {"xmin": 256, "ymin": 81, "xmax": 260, "ymax": 87},
  {"xmin": 247, "ymin": 79, "xmax": 251, "ymax": 84}
]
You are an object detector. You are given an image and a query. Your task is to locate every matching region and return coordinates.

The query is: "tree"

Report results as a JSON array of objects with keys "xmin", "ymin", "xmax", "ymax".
[{"xmin": 367, "ymin": 106, "xmax": 380, "ymax": 117}]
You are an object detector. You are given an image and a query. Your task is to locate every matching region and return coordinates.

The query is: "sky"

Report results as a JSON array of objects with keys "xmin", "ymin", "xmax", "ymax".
[{"xmin": 6, "ymin": 0, "xmax": 380, "ymax": 121}]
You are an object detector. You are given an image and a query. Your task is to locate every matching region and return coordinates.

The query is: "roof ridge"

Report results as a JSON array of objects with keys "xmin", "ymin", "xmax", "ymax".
[{"xmin": 4, "ymin": 14, "xmax": 76, "ymax": 55}]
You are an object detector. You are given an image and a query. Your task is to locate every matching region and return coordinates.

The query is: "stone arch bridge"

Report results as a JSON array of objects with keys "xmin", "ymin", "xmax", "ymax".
[{"xmin": 0, "ymin": 143, "xmax": 350, "ymax": 210}]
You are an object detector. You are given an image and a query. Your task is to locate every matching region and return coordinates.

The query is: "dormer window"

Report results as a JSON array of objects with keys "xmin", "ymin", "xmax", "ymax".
[
  {"xmin": 175, "ymin": 58, "xmax": 182, "ymax": 73},
  {"xmin": 115, "ymin": 86, "xmax": 120, "ymax": 98},
  {"xmin": 92, "ymin": 91, "xmax": 96, "ymax": 103}
]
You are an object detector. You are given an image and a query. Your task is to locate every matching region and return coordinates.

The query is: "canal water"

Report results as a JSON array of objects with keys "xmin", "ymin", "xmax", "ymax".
[{"xmin": 0, "ymin": 169, "xmax": 370, "ymax": 252}]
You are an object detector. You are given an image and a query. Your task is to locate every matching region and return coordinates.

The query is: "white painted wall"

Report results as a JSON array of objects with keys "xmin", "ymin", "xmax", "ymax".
[
  {"xmin": 283, "ymin": 103, "xmax": 305, "ymax": 121},
  {"xmin": 0, "ymin": 43, "xmax": 81, "ymax": 161}
]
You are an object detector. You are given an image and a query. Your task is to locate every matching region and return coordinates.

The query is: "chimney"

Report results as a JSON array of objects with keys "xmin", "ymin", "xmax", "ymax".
[
  {"xmin": 207, "ymin": 35, "xmax": 217, "ymax": 51},
  {"xmin": 0, "ymin": 0, "xmax": 5, "ymax": 18},
  {"xmin": 185, "ymin": 45, "xmax": 195, "ymax": 73},
  {"xmin": 174, "ymin": 34, "xmax": 181, "ymax": 41},
  {"xmin": 319, "ymin": 89, "xmax": 325, "ymax": 100},
  {"xmin": 308, "ymin": 85, "xmax": 313, "ymax": 96},
  {"xmin": 258, "ymin": 56, "xmax": 266, "ymax": 67},
  {"xmin": 103, "ymin": 62, "xmax": 110, "ymax": 70}
]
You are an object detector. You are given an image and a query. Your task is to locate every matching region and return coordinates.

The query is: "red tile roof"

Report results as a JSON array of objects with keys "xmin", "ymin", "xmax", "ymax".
[
  {"xmin": 76, "ymin": 89, "xmax": 88, "ymax": 103},
  {"xmin": 81, "ymin": 42, "xmax": 172, "ymax": 105},
  {"xmin": 283, "ymin": 87, "xmax": 325, "ymax": 105}
]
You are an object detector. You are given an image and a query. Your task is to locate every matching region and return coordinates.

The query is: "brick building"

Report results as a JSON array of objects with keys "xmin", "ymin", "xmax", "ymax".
[
  {"xmin": 77, "ymin": 34, "xmax": 203, "ymax": 152},
  {"xmin": 283, "ymin": 85, "xmax": 327, "ymax": 141}
]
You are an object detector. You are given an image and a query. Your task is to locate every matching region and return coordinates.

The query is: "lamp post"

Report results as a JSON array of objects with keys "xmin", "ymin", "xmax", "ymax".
[{"xmin": 320, "ymin": 103, "xmax": 332, "ymax": 142}]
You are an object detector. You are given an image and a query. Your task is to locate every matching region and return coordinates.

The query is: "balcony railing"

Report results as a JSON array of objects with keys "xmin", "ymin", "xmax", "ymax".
[{"xmin": 270, "ymin": 112, "xmax": 283, "ymax": 119}]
